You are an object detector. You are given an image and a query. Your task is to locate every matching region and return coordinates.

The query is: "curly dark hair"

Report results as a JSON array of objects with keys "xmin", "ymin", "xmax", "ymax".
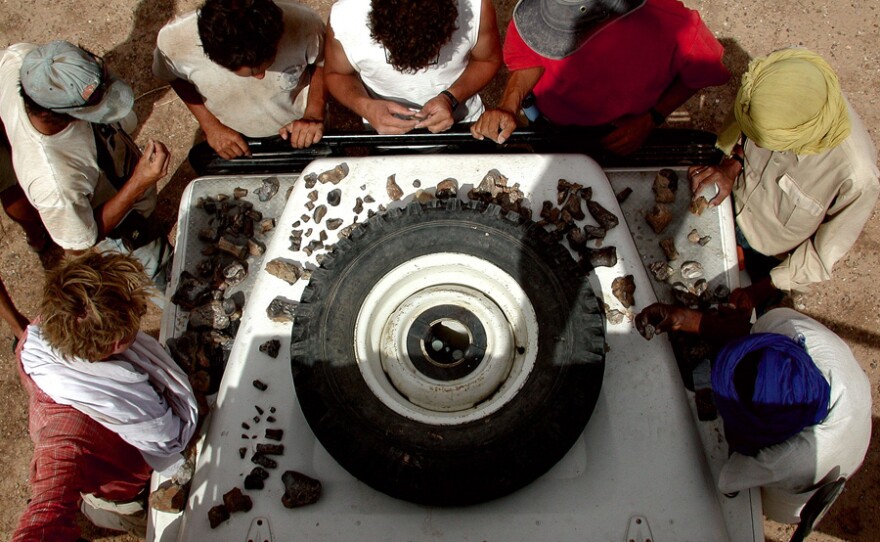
[
  {"xmin": 369, "ymin": 0, "xmax": 458, "ymax": 74},
  {"xmin": 198, "ymin": 0, "xmax": 284, "ymax": 71}
]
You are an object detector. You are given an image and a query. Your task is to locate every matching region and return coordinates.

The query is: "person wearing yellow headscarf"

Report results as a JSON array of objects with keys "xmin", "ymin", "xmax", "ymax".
[{"xmin": 688, "ymin": 48, "xmax": 879, "ymax": 309}]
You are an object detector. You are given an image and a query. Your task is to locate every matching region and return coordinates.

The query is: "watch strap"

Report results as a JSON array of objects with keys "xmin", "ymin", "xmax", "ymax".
[{"xmin": 439, "ymin": 90, "xmax": 459, "ymax": 111}]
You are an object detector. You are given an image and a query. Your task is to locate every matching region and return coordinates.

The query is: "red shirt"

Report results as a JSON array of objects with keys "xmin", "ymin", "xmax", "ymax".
[
  {"xmin": 504, "ymin": 0, "xmax": 730, "ymax": 125},
  {"xmin": 12, "ymin": 354, "xmax": 152, "ymax": 542}
]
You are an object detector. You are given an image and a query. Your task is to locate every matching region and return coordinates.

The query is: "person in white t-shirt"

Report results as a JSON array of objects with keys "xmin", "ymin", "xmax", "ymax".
[
  {"xmin": 0, "ymin": 41, "xmax": 171, "ymax": 280},
  {"xmin": 325, "ymin": 0, "xmax": 501, "ymax": 134},
  {"xmin": 635, "ymin": 304, "xmax": 871, "ymax": 523},
  {"xmin": 153, "ymin": 0, "xmax": 326, "ymax": 159}
]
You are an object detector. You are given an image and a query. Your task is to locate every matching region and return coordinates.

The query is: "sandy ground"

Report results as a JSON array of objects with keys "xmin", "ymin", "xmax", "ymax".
[{"xmin": 0, "ymin": 1, "xmax": 878, "ymax": 540}]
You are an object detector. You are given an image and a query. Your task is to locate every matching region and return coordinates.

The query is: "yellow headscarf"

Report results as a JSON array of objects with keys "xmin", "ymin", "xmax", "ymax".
[{"xmin": 716, "ymin": 49, "xmax": 850, "ymax": 155}]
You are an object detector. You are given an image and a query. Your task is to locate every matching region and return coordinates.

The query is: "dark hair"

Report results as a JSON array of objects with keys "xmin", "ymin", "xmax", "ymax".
[
  {"xmin": 18, "ymin": 85, "xmax": 73, "ymax": 124},
  {"xmin": 198, "ymin": 0, "xmax": 284, "ymax": 71},
  {"xmin": 369, "ymin": 0, "xmax": 458, "ymax": 74}
]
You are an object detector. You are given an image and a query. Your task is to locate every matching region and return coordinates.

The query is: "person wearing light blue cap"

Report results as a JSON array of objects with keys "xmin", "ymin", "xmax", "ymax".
[
  {"xmin": 0, "ymin": 41, "xmax": 171, "ymax": 282},
  {"xmin": 635, "ymin": 304, "xmax": 871, "ymax": 523}
]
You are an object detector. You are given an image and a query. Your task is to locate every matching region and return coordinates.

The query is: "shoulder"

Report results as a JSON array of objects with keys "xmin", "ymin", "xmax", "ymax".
[
  {"xmin": 837, "ymin": 103, "xmax": 880, "ymax": 183},
  {"xmin": 1, "ymin": 43, "xmax": 36, "ymax": 65},
  {"xmin": 156, "ymin": 11, "xmax": 199, "ymax": 53},
  {"xmin": 330, "ymin": 0, "xmax": 369, "ymax": 29},
  {"xmin": 639, "ymin": 0, "xmax": 702, "ymax": 22},
  {"xmin": 278, "ymin": 0, "xmax": 323, "ymax": 23},
  {"xmin": 279, "ymin": 1, "xmax": 325, "ymax": 38},
  {"xmin": 755, "ymin": 308, "xmax": 870, "ymax": 402}
]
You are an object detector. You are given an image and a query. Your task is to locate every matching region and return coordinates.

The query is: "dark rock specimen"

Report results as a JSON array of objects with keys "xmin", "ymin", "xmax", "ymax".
[{"xmin": 281, "ymin": 470, "xmax": 322, "ymax": 508}]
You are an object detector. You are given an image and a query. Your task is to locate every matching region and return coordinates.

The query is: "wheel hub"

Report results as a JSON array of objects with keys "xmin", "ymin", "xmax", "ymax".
[{"xmin": 354, "ymin": 253, "xmax": 539, "ymax": 425}]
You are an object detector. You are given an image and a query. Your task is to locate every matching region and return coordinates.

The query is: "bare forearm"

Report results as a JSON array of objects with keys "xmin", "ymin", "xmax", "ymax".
[
  {"xmin": 303, "ymin": 66, "xmax": 326, "ymax": 120},
  {"xmin": 325, "ymin": 72, "xmax": 376, "ymax": 118},
  {"xmin": 93, "ymin": 140, "xmax": 169, "ymax": 238},
  {"xmin": 93, "ymin": 180, "xmax": 150, "ymax": 237},
  {"xmin": 498, "ymin": 67, "xmax": 544, "ymax": 113},
  {"xmin": 0, "ymin": 279, "xmax": 28, "ymax": 339},
  {"xmin": 446, "ymin": 57, "xmax": 501, "ymax": 106}
]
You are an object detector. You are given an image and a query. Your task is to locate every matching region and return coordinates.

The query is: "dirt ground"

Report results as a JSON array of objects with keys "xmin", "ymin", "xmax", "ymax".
[{"xmin": 0, "ymin": 1, "xmax": 878, "ymax": 540}]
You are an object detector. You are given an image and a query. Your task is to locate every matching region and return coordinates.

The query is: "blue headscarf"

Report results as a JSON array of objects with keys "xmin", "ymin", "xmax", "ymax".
[{"xmin": 712, "ymin": 333, "xmax": 831, "ymax": 457}]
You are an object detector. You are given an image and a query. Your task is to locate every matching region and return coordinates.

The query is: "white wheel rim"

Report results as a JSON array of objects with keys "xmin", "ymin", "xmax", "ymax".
[{"xmin": 354, "ymin": 253, "xmax": 539, "ymax": 425}]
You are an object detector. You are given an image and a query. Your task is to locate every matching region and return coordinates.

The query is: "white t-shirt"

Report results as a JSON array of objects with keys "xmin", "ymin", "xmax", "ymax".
[
  {"xmin": 0, "ymin": 43, "xmax": 153, "ymax": 251},
  {"xmin": 153, "ymin": 1, "xmax": 324, "ymax": 138},
  {"xmin": 717, "ymin": 308, "xmax": 872, "ymax": 523},
  {"xmin": 330, "ymin": 0, "xmax": 483, "ymax": 122}
]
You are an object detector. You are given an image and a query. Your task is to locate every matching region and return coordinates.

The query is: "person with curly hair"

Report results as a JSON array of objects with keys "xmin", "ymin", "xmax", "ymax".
[
  {"xmin": 154, "ymin": 0, "xmax": 326, "ymax": 159},
  {"xmin": 471, "ymin": 0, "xmax": 729, "ymax": 154},
  {"xmin": 325, "ymin": 0, "xmax": 501, "ymax": 134},
  {"xmin": 12, "ymin": 251, "xmax": 198, "ymax": 540}
]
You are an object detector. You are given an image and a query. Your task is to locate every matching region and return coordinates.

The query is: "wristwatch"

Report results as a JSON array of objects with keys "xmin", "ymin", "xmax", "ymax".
[{"xmin": 439, "ymin": 90, "xmax": 459, "ymax": 111}]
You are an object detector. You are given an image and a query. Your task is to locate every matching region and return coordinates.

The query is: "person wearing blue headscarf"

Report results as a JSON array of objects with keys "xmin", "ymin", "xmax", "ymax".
[{"xmin": 635, "ymin": 305, "xmax": 871, "ymax": 523}]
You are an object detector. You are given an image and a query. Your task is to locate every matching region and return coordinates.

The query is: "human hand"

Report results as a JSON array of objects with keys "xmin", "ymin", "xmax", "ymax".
[
  {"xmin": 279, "ymin": 118, "xmax": 324, "ymax": 148},
  {"xmin": 470, "ymin": 109, "xmax": 518, "ymax": 144},
  {"xmin": 130, "ymin": 140, "xmax": 170, "ymax": 187},
  {"xmin": 204, "ymin": 122, "xmax": 250, "ymax": 159},
  {"xmin": 688, "ymin": 157, "xmax": 741, "ymax": 206},
  {"xmin": 635, "ymin": 303, "xmax": 700, "ymax": 339},
  {"xmin": 414, "ymin": 95, "xmax": 455, "ymax": 133},
  {"xmin": 601, "ymin": 113, "xmax": 654, "ymax": 155},
  {"xmin": 729, "ymin": 277, "xmax": 777, "ymax": 313},
  {"xmin": 363, "ymin": 100, "xmax": 420, "ymax": 134}
]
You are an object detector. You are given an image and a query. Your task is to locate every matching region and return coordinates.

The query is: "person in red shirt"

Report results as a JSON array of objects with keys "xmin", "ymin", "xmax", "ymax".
[
  {"xmin": 471, "ymin": 0, "xmax": 730, "ymax": 154},
  {"xmin": 12, "ymin": 252, "xmax": 198, "ymax": 541}
]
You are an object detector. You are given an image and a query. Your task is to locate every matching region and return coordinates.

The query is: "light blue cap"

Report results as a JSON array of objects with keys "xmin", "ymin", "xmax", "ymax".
[{"xmin": 20, "ymin": 41, "xmax": 134, "ymax": 124}]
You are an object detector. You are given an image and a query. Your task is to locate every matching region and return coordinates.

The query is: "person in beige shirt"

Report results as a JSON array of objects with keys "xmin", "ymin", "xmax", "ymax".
[{"xmin": 689, "ymin": 48, "xmax": 879, "ymax": 310}]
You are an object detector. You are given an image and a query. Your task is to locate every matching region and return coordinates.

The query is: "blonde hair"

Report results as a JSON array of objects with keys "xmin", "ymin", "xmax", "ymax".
[{"xmin": 40, "ymin": 251, "xmax": 152, "ymax": 360}]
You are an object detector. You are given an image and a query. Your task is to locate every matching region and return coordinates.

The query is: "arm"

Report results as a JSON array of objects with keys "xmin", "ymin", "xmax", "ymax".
[
  {"xmin": 323, "ymin": 25, "xmax": 419, "ymax": 134},
  {"xmin": 0, "ymin": 278, "xmax": 28, "ymax": 339},
  {"xmin": 601, "ymin": 76, "xmax": 701, "ymax": 155},
  {"xmin": 11, "ymin": 444, "xmax": 84, "ymax": 542},
  {"xmin": 470, "ymin": 66, "xmax": 544, "ymax": 144},
  {"xmin": 635, "ymin": 303, "xmax": 752, "ymax": 347},
  {"xmin": 279, "ymin": 65, "xmax": 326, "ymax": 148},
  {"xmin": 169, "ymin": 78, "xmax": 250, "ymax": 159},
  {"xmin": 769, "ymin": 176, "xmax": 880, "ymax": 291},
  {"xmin": 415, "ymin": 0, "xmax": 502, "ymax": 133},
  {"xmin": 91, "ymin": 140, "xmax": 170, "ymax": 241}
]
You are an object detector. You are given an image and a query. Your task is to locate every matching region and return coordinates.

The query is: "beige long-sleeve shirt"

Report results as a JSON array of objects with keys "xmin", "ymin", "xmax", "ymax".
[{"xmin": 733, "ymin": 103, "xmax": 879, "ymax": 290}]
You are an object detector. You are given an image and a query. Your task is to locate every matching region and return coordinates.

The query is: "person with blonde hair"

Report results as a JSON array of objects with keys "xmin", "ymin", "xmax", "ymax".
[
  {"xmin": 689, "ymin": 48, "xmax": 879, "ymax": 310},
  {"xmin": 12, "ymin": 251, "xmax": 198, "ymax": 541}
]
